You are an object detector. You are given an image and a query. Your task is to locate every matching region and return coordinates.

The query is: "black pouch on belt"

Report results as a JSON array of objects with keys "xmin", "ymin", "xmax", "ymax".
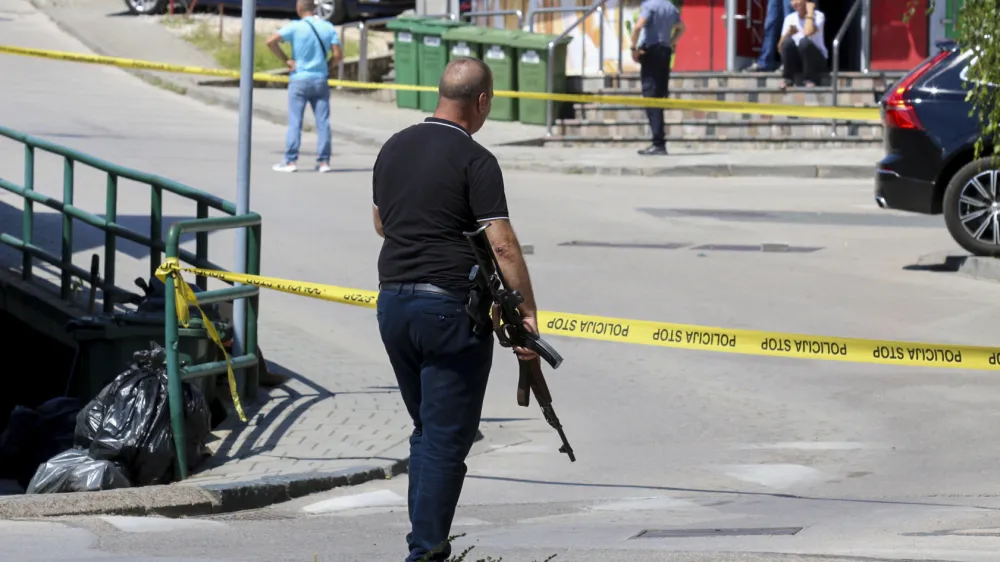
[{"xmin": 464, "ymin": 287, "xmax": 493, "ymax": 335}]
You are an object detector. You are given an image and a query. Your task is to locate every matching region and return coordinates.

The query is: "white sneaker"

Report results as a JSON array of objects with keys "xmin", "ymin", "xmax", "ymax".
[
  {"xmin": 317, "ymin": 163, "xmax": 332, "ymax": 173},
  {"xmin": 272, "ymin": 162, "xmax": 297, "ymax": 172}
]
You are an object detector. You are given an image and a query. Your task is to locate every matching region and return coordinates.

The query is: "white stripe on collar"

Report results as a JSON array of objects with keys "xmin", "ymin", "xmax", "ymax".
[{"xmin": 422, "ymin": 121, "xmax": 471, "ymax": 137}]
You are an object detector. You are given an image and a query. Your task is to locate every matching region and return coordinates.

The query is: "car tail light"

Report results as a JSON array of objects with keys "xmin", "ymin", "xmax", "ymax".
[{"xmin": 883, "ymin": 50, "xmax": 951, "ymax": 130}]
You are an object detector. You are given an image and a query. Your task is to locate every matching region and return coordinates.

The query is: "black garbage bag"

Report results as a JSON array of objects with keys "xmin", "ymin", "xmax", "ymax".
[
  {"xmin": 74, "ymin": 345, "xmax": 213, "ymax": 486},
  {"xmin": 181, "ymin": 380, "xmax": 213, "ymax": 471},
  {"xmin": 134, "ymin": 276, "xmax": 221, "ymax": 320},
  {"xmin": 0, "ymin": 397, "xmax": 82, "ymax": 489},
  {"xmin": 25, "ymin": 448, "xmax": 131, "ymax": 494}
]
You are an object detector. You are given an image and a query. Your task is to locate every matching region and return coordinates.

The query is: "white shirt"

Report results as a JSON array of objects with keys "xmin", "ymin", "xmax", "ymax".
[{"xmin": 782, "ymin": 9, "xmax": 827, "ymax": 59}]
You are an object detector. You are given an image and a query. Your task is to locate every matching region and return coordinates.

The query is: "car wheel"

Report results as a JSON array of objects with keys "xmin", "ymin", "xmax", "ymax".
[
  {"xmin": 317, "ymin": 0, "xmax": 348, "ymax": 24},
  {"xmin": 943, "ymin": 157, "xmax": 1000, "ymax": 257},
  {"xmin": 123, "ymin": 0, "xmax": 168, "ymax": 15}
]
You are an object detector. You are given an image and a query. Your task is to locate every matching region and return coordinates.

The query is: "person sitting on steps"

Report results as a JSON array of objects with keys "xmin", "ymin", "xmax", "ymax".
[{"xmin": 778, "ymin": 0, "xmax": 828, "ymax": 90}]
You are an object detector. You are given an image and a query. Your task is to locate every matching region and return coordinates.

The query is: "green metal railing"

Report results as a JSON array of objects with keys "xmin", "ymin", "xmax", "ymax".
[
  {"xmin": 165, "ymin": 216, "xmax": 261, "ymax": 478},
  {"xmin": 0, "ymin": 125, "xmax": 261, "ymax": 480}
]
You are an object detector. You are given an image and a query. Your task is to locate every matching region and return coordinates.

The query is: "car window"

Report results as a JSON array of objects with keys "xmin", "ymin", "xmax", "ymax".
[{"xmin": 921, "ymin": 51, "xmax": 971, "ymax": 90}]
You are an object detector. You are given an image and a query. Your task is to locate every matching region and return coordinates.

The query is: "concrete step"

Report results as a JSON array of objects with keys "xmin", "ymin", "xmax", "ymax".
[
  {"xmin": 541, "ymin": 134, "xmax": 883, "ymax": 150},
  {"xmin": 576, "ymin": 71, "xmax": 904, "ymax": 93},
  {"xmin": 573, "ymin": 88, "xmax": 880, "ymax": 109},
  {"xmin": 567, "ymin": 102, "xmax": 881, "ymax": 123},
  {"xmin": 554, "ymin": 118, "xmax": 883, "ymax": 143}
]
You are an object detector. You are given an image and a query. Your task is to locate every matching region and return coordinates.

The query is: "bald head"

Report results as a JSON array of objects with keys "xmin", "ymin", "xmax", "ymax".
[
  {"xmin": 297, "ymin": 0, "xmax": 315, "ymax": 12},
  {"xmin": 438, "ymin": 58, "xmax": 493, "ymax": 103}
]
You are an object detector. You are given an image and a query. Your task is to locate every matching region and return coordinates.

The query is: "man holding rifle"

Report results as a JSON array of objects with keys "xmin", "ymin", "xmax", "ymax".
[{"xmin": 371, "ymin": 57, "xmax": 553, "ymax": 562}]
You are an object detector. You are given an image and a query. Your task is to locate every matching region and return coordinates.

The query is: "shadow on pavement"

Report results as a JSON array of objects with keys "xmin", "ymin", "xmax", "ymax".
[
  {"xmin": 467, "ymin": 474, "xmax": 1000, "ymax": 512},
  {"xmin": 902, "ymin": 255, "xmax": 969, "ymax": 273},
  {"xmin": 199, "ymin": 358, "xmax": 401, "ymax": 469}
]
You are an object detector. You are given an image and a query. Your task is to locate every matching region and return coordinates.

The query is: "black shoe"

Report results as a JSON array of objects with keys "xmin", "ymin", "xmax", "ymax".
[{"xmin": 638, "ymin": 145, "xmax": 667, "ymax": 156}]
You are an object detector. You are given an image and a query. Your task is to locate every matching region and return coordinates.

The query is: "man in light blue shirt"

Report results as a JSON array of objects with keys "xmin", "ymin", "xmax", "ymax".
[{"xmin": 267, "ymin": 0, "xmax": 343, "ymax": 173}]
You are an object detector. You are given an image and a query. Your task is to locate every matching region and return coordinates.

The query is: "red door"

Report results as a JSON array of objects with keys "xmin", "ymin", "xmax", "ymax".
[
  {"xmin": 672, "ymin": 0, "xmax": 765, "ymax": 71},
  {"xmin": 672, "ymin": 0, "xmax": 726, "ymax": 71},
  {"xmin": 870, "ymin": 0, "xmax": 929, "ymax": 70}
]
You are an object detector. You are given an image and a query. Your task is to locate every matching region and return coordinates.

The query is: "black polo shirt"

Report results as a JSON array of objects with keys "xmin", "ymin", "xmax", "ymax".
[{"xmin": 373, "ymin": 117, "xmax": 509, "ymax": 293}]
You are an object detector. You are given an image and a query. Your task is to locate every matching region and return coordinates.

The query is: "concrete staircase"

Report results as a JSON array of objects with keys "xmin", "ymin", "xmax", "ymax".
[{"xmin": 550, "ymin": 71, "xmax": 904, "ymax": 149}]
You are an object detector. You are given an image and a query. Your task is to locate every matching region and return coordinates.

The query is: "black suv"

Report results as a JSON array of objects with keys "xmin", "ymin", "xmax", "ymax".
[{"xmin": 875, "ymin": 41, "xmax": 998, "ymax": 256}]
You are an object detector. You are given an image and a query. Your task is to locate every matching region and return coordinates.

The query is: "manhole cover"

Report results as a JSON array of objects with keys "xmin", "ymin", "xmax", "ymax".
[
  {"xmin": 558, "ymin": 241, "xmax": 689, "ymax": 250},
  {"xmin": 691, "ymin": 244, "xmax": 822, "ymax": 253},
  {"xmin": 631, "ymin": 527, "xmax": 803, "ymax": 539}
]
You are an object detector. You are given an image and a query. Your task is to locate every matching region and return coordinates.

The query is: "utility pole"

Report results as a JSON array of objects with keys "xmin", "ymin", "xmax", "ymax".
[{"xmin": 233, "ymin": 0, "xmax": 257, "ymax": 396}]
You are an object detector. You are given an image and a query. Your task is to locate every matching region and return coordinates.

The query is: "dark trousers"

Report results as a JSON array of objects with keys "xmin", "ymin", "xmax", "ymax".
[
  {"xmin": 781, "ymin": 37, "xmax": 828, "ymax": 85},
  {"xmin": 639, "ymin": 44, "xmax": 672, "ymax": 148},
  {"xmin": 376, "ymin": 284, "xmax": 494, "ymax": 562}
]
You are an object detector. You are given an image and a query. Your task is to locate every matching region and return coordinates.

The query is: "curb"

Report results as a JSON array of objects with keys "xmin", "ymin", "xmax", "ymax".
[
  {"xmin": 0, "ymin": 429, "xmax": 495, "ymax": 519},
  {"xmin": 0, "ymin": 455, "xmax": 410, "ymax": 520},
  {"xmin": 914, "ymin": 253, "xmax": 1000, "ymax": 283},
  {"xmin": 499, "ymin": 161, "xmax": 875, "ymax": 179},
  {"xmin": 956, "ymin": 256, "xmax": 1000, "ymax": 282},
  {"xmin": 197, "ymin": 458, "xmax": 409, "ymax": 516}
]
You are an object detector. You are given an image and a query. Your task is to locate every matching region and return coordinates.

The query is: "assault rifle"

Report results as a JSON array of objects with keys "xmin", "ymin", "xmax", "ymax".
[{"xmin": 463, "ymin": 223, "xmax": 576, "ymax": 462}]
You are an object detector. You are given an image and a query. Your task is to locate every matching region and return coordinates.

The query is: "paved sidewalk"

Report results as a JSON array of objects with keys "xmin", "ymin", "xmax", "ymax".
[
  {"xmin": 20, "ymin": 0, "xmax": 882, "ymax": 179},
  {"xmin": 0, "ymin": 0, "xmax": 413, "ymax": 517}
]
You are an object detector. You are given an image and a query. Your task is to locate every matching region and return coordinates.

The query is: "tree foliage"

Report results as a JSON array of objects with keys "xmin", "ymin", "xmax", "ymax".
[{"xmin": 906, "ymin": 0, "xmax": 999, "ymax": 160}]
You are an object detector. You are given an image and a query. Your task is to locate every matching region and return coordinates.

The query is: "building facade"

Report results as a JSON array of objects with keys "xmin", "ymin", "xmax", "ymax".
[{"xmin": 462, "ymin": 0, "xmax": 959, "ymax": 74}]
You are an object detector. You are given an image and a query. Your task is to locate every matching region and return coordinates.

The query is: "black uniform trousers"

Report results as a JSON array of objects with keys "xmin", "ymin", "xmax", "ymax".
[
  {"xmin": 376, "ymin": 282, "xmax": 494, "ymax": 562},
  {"xmin": 639, "ymin": 43, "xmax": 673, "ymax": 148}
]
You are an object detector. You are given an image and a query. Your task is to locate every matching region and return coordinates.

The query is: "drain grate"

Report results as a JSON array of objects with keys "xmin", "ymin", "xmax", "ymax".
[
  {"xmin": 558, "ymin": 241, "xmax": 690, "ymax": 250},
  {"xmin": 631, "ymin": 527, "xmax": 803, "ymax": 539},
  {"xmin": 691, "ymin": 244, "xmax": 822, "ymax": 253}
]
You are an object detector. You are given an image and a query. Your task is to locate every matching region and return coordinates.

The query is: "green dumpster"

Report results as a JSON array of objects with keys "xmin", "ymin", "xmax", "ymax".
[
  {"xmin": 70, "ymin": 313, "xmax": 230, "ymax": 405},
  {"xmin": 479, "ymin": 29, "xmax": 520, "ymax": 122},
  {"xmin": 442, "ymin": 25, "xmax": 488, "ymax": 62},
  {"xmin": 386, "ymin": 16, "xmax": 423, "ymax": 109},
  {"xmin": 514, "ymin": 33, "xmax": 573, "ymax": 125},
  {"xmin": 414, "ymin": 19, "xmax": 470, "ymax": 112}
]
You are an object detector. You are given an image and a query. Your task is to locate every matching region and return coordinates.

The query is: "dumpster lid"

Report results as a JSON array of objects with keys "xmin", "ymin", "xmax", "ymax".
[
  {"xmin": 475, "ymin": 28, "xmax": 524, "ymax": 48},
  {"xmin": 385, "ymin": 15, "xmax": 424, "ymax": 31},
  {"xmin": 509, "ymin": 32, "xmax": 573, "ymax": 50},
  {"xmin": 441, "ymin": 24, "xmax": 491, "ymax": 41},
  {"xmin": 411, "ymin": 18, "xmax": 470, "ymax": 35}
]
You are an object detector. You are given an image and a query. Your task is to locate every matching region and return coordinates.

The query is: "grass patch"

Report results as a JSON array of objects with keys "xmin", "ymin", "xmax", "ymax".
[
  {"xmin": 169, "ymin": 18, "xmax": 359, "ymax": 73},
  {"xmin": 160, "ymin": 15, "xmax": 189, "ymax": 29}
]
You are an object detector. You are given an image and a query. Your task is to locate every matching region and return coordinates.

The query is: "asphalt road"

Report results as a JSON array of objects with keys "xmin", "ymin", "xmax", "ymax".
[{"xmin": 5, "ymin": 2, "xmax": 1000, "ymax": 561}]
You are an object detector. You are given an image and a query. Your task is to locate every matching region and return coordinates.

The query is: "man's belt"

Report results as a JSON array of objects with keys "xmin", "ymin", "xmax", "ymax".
[{"xmin": 378, "ymin": 282, "xmax": 466, "ymax": 300}]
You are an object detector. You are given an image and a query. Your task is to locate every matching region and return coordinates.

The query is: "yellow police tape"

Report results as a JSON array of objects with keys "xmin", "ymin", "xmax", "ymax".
[
  {"xmin": 0, "ymin": 44, "xmax": 881, "ymax": 121},
  {"xmin": 156, "ymin": 259, "xmax": 1000, "ymax": 373},
  {"xmin": 155, "ymin": 260, "xmax": 247, "ymax": 423}
]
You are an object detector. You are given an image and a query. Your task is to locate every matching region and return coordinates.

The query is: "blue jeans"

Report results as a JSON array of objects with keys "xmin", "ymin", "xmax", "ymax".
[
  {"xmin": 285, "ymin": 77, "xmax": 331, "ymax": 164},
  {"xmin": 756, "ymin": 0, "xmax": 794, "ymax": 70},
  {"xmin": 375, "ymin": 285, "xmax": 494, "ymax": 562}
]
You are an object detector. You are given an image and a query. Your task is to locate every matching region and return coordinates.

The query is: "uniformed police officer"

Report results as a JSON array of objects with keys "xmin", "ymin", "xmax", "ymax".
[{"xmin": 371, "ymin": 58, "xmax": 540, "ymax": 562}]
